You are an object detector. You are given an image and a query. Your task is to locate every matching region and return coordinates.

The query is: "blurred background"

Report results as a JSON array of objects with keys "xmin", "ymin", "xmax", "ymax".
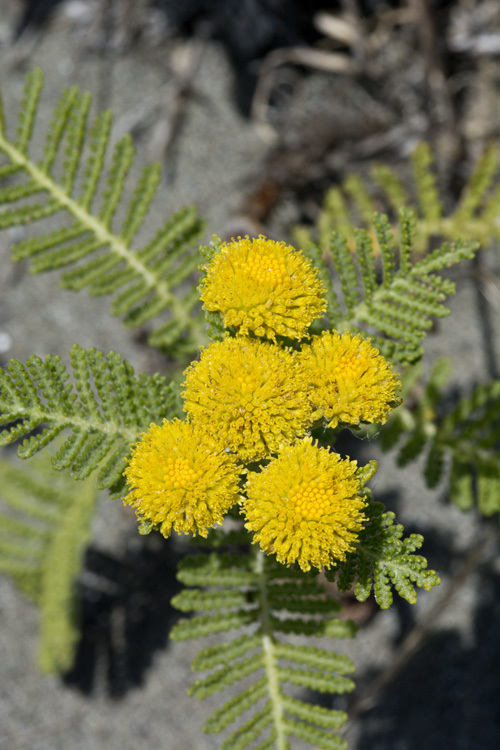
[{"xmin": 1, "ymin": 1, "xmax": 500, "ymax": 749}]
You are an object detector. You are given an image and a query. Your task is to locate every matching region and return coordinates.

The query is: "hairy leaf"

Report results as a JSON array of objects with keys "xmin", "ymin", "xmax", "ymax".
[
  {"xmin": 328, "ymin": 499, "xmax": 441, "ymax": 608},
  {"xmin": 295, "ymin": 140, "xmax": 500, "ymax": 253},
  {"xmin": 382, "ymin": 363, "xmax": 500, "ymax": 516},
  {"xmin": 0, "ymin": 344, "xmax": 180, "ymax": 491},
  {"xmin": 0, "ymin": 68, "xmax": 207, "ymax": 353},
  {"xmin": 301, "ymin": 209, "xmax": 477, "ymax": 365},
  {"xmin": 0, "ymin": 452, "xmax": 97, "ymax": 673},
  {"xmin": 171, "ymin": 544, "xmax": 356, "ymax": 750}
]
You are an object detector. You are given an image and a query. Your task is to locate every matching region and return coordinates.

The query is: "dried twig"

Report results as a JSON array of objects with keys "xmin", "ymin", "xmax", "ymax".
[{"xmin": 251, "ymin": 46, "xmax": 355, "ymax": 141}]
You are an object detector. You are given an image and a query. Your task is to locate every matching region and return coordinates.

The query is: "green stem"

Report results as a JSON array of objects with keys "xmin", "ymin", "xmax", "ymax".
[
  {"xmin": 254, "ymin": 548, "xmax": 288, "ymax": 750},
  {"xmin": 0, "ymin": 402, "xmax": 138, "ymax": 443}
]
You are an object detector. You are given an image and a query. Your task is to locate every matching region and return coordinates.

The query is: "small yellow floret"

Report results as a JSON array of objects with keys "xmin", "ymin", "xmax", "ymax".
[
  {"xmin": 124, "ymin": 419, "xmax": 240, "ymax": 538},
  {"xmin": 199, "ymin": 235, "xmax": 327, "ymax": 341},
  {"xmin": 243, "ymin": 438, "xmax": 369, "ymax": 571},
  {"xmin": 299, "ymin": 330, "xmax": 401, "ymax": 427},
  {"xmin": 183, "ymin": 336, "xmax": 313, "ymax": 463}
]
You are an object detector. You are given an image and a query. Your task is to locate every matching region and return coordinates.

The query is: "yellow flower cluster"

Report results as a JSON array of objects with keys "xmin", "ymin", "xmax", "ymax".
[
  {"xmin": 124, "ymin": 420, "xmax": 240, "ymax": 538},
  {"xmin": 199, "ymin": 235, "xmax": 326, "ymax": 341},
  {"xmin": 299, "ymin": 330, "xmax": 401, "ymax": 428},
  {"xmin": 124, "ymin": 235, "xmax": 401, "ymax": 570},
  {"xmin": 183, "ymin": 336, "xmax": 311, "ymax": 463},
  {"xmin": 243, "ymin": 438, "xmax": 367, "ymax": 571}
]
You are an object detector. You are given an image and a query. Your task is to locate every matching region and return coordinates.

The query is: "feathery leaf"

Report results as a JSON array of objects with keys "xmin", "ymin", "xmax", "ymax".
[
  {"xmin": 0, "ymin": 345, "xmax": 181, "ymax": 491},
  {"xmin": 328, "ymin": 499, "xmax": 441, "ymax": 608},
  {"xmin": 0, "ymin": 452, "xmax": 97, "ymax": 673},
  {"xmin": 302, "ymin": 209, "xmax": 477, "ymax": 365},
  {"xmin": 0, "ymin": 68, "xmax": 207, "ymax": 353},
  {"xmin": 171, "ymin": 544, "xmax": 356, "ymax": 750},
  {"xmin": 294, "ymin": 140, "xmax": 500, "ymax": 253},
  {"xmin": 382, "ymin": 362, "xmax": 500, "ymax": 516}
]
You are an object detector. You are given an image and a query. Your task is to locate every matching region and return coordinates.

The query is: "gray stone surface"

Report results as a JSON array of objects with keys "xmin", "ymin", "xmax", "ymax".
[{"xmin": 1, "ymin": 2, "xmax": 500, "ymax": 749}]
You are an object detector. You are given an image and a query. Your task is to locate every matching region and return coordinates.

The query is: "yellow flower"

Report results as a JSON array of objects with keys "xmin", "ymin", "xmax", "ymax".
[
  {"xmin": 242, "ymin": 438, "xmax": 369, "ymax": 571},
  {"xmin": 124, "ymin": 419, "xmax": 240, "ymax": 538},
  {"xmin": 199, "ymin": 235, "xmax": 327, "ymax": 341},
  {"xmin": 183, "ymin": 336, "xmax": 313, "ymax": 463},
  {"xmin": 299, "ymin": 330, "xmax": 401, "ymax": 428}
]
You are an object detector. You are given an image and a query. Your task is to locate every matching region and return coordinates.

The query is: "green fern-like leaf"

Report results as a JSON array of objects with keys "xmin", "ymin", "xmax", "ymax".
[
  {"xmin": 383, "ymin": 362, "xmax": 500, "ymax": 516},
  {"xmin": 0, "ymin": 451, "xmax": 97, "ymax": 673},
  {"xmin": 327, "ymin": 498, "xmax": 441, "ymax": 609},
  {"xmin": 0, "ymin": 68, "xmax": 207, "ymax": 353},
  {"xmin": 295, "ymin": 141, "xmax": 500, "ymax": 255},
  {"xmin": 302, "ymin": 209, "xmax": 477, "ymax": 365},
  {"xmin": 199, "ymin": 234, "xmax": 229, "ymax": 341},
  {"xmin": 171, "ymin": 543, "xmax": 356, "ymax": 750},
  {"xmin": 0, "ymin": 344, "xmax": 180, "ymax": 492}
]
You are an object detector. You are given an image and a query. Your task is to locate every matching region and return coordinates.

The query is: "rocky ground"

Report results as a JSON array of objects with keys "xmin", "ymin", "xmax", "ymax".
[{"xmin": 1, "ymin": 2, "xmax": 500, "ymax": 749}]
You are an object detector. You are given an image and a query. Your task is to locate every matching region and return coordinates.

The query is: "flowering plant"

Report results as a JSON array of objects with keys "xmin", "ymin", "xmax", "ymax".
[
  {"xmin": 1, "ymin": 70, "xmax": 485, "ymax": 750},
  {"xmin": 120, "ymin": 235, "xmax": 439, "ymax": 748},
  {"xmin": 126, "ymin": 236, "xmax": 402, "ymax": 575}
]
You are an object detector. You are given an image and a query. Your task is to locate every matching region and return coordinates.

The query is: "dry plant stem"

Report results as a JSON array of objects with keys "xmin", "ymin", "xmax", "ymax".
[
  {"xmin": 251, "ymin": 46, "xmax": 355, "ymax": 140},
  {"xmin": 409, "ymin": 0, "xmax": 459, "ymax": 169},
  {"xmin": 157, "ymin": 40, "xmax": 206, "ymax": 179},
  {"xmin": 472, "ymin": 266, "xmax": 500, "ymax": 314},
  {"xmin": 346, "ymin": 524, "xmax": 498, "ymax": 721},
  {"xmin": 114, "ymin": 39, "xmax": 205, "ymax": 181},
  {"xmin": 95, "ymin": 0, "xmax": 116, "ymax": 113},
  {"xmin": 472, "ymin": 252, "xmax": 500, "ymax": 380},
  {"xmin": 313, "ymin": 10, "xmax": 361, "ymax": 49},
  {"xmin": 339, "ymin": 0, "xmax": 367, "ymax": 65}
]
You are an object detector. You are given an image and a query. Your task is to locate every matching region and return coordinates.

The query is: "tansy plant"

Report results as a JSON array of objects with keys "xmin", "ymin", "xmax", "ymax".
[
  {"xmin": 125, "ymin": 237, "xmax": 400, "ymax": 571},
  {"xmin": 113, "ymin": 235, "xmax": 434, "ymax": 750},
  {"xmin": 0, "ymin": 70, "xmax": 484, "ymax": 750},
  {"xmin": 125, "ymin": 236, "xmax": 402, "ymax": 575}
]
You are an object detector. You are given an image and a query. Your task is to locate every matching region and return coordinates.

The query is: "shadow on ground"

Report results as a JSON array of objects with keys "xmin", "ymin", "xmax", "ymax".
[
  {"xmin": 355, "ymin": 561, "xmax": 500, "ymax": 750},
  {"xmin": 64, "ymin": 533, "xmax": 183, "ymax": 698}
]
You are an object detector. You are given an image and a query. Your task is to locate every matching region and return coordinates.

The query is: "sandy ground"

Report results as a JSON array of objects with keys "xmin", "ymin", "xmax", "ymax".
[{"xmin": 1, "ymin": 2, "xmax": 500, "ymax": 749}]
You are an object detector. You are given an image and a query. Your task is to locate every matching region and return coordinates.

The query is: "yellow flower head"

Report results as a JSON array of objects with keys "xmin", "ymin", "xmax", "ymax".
[
  {"xmin": 124, "ymin": 419, "xmax": 240, "ymax": 538},
  {"xmin": 299, "ymin": 330, "xmax": 401, "ymax": 428},
  {"xmin": 242, "ymin": 438, "xmax": 369, "ymax": 571},
  {"xmin": 199, "ymin": 235, "xmax": 327, "ymax": 341},
  {"xmin": 183, "ymin": 336, "xmax": 313, "ymax": 463}
]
